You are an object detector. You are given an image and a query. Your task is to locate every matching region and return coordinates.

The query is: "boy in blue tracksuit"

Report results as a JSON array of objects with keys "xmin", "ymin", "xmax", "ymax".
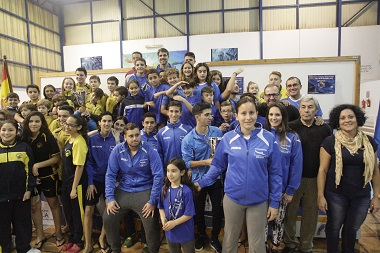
[
  {"xmin": 197, "ymin": 96, "xmax": 283, "ymax": 253},
  {"xmin": 84, "ymin": 112, "xmax": 123, "ymax": 253},
  {"xmin": 104, "ymin": 123, "xmax": 163, "ymax": 253},
  {"xmin": 181, "ymin": 102, "xmax": 224, "ymax": 252},
  {"xmin": 140, "ymin": 112, "xmax": 158, "ymax": 149},
  {"xmin": 157, "ymin": 101, "xmax": 192, "ymax": 169},
  {"xmin": 144, "ymin": 69, "xmax": 170, "ymax": 128}
]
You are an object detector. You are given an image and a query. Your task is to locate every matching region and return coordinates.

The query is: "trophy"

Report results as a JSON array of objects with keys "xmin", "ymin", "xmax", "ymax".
[{"xmin": 208, "ymin": 137, "xmax": 222, "ymax": 157}]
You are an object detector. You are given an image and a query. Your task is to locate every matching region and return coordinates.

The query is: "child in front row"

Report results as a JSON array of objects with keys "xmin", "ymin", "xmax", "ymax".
[{"xmin": 158, "ymin": 158, "xmax": 196, "ymax": 253}]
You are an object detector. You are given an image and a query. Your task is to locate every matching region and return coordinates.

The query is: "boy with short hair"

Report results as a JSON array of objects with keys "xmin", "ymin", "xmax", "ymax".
[
  {"xmin": 201, "ymin": 86, "xmax": 222, "ymax": 127},
  {"xmin": 113, "ymin": 86, "xmax": 128, "ymax": 119},
  {"xmin": 5, "ymin": 92, "xmax": 20, "ymax": 116},
  {"xmin": 140, "ymin": 112, "xmax": 158, "ymax": 148},
  {"xmin": 218, "ymin": 100, "xmax": 237, "ymax": 134},
  {"xmin": 89, "ymin": 75, "xmax": 108, "ymax": 111},
  {"xmin": 125, "ymin": 58, "xmax": 149, "ymax": 91},
  {"xmin": 14, "ymin": 84, "xmax": 40, "ymax": 123},
  {"xmin": 37, "ymin": 99, "xmax": 54, "ymax": 126},
  {"xmin": 105, "ymin": 76, "xmax": 119, "ymax": 113},
  {"xmin": 166, "ymin": 80, "xmax": 200, "ymax": 128},
  {"xmin": 144, "ymin": 69, "xmax": 170, "ymax": 128},
  {"xmin": 157, "ymin": 100, "xmax": 192, "ymax": 168},
  {"xmin": 78, "ymin": 88, "xmax": 104, "ymax": 131}
]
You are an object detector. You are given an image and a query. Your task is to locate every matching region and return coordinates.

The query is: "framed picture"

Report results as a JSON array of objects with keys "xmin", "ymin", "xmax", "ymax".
[
  {"xmin": 211, "ymin": 48, "xmax": 238, "ymax": 62},
  {"xmin": 80, "ymin": 56, "xmax": 103, "ymax": 70}
]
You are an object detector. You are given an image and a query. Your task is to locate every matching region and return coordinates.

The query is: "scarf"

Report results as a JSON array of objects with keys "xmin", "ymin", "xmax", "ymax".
[{"xmin": 334, "ymin": 129, "xmax": 375, "ymax": 188}]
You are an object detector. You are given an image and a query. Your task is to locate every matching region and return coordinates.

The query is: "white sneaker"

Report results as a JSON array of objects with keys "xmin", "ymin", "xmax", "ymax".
[{"xmin": 27, "ymin": 248, "xmax": 41, "ymax": 253}]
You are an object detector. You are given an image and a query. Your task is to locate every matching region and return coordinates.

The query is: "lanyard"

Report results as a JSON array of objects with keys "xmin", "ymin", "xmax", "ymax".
[{"xmin": 168, "ymin": 184, "xmax": 183, "ymax": 220}]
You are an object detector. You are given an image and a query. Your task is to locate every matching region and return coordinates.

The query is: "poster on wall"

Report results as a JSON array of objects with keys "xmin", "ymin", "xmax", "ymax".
[
  {"xmin": 123, "ymin": 50, "xmax": 187, "ymax": 69},
  {"xmin": 223, "ymin": 76, "xmax": 244, "ymax": 94},
  {"xmin": 211, "ymin": 48, "xmax": 238, "ymax": 62},
  {"xmin": 80, "ymin": 56, "xmax": 103, "ymax": 70},
  {"xmin": 307, "ymin": 75, "xmax": 335, "ymax": 94}
]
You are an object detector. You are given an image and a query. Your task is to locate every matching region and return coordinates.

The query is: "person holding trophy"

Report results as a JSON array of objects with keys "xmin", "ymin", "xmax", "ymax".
[
  {"xmin": 196, "ymin": 96, "xmax": 282, "ymax": 253},
  {"xmin": 181, "ymin": 102, "xmax": 224, "ymax": 252}
]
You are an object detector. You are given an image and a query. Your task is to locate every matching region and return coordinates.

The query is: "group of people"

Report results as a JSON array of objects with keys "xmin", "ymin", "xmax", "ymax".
[{"xmin": 0, "ymin": 48, "xmax": 379, "ymax": 253}]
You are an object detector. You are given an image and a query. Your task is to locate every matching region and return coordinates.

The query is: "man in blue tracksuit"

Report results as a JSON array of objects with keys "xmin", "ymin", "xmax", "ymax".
[
  {"xmin": 181, "ymin": 102, "xmax": 224, "ymax": 252},
  {"xmin": 157, "ymin": 100, "xmax": 192, "ymax": 169},
  {"xmin": 103, "ymin": 123, "xmax": 163, "ymax": 253},
  {"xmin": 196, "ymin": 96, "xmax": 283, "ymax": 253}
]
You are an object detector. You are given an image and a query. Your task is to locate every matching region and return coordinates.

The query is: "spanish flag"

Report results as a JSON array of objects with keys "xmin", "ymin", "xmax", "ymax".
[{"xmin": 1, "ymin": 57, "xmax": 13, "ymax": 108}]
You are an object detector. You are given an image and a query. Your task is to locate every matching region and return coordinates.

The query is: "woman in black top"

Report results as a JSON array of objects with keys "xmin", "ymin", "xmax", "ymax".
[{"xmin": 317, "ymin": 104, "xmax": 380, "ymax": 253}]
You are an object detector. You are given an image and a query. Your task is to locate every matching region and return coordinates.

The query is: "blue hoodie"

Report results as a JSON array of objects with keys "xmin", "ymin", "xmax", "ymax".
[
  {"xmin": 86, "ymin": 131, "xmax": 123, "ymax": 185},
  {"xmin": 181, "ymin": 126, "xmax": 224, "ymax": 182},
  {"xmin": 198, "ymin": 126, "xmax": 282, "ymax": 208},
  {"xmin": 105, "ymin": 141, "xmax": 163, "ymax": 206},
  {"xmin": 157, "ymin": 121, "xmax": 192, "ymax": 168},
  {"xmin": 122, "ymin": 92, "xmax": 145, "ymax": 128},
  {"xmin": 270, "ymin": 128, "xmax": 303, "ymax": 195}
]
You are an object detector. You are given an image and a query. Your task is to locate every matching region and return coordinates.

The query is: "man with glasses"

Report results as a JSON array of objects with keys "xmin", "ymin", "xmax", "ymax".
[
  {"xmin": 257, "ymin": 84, "xmax": 300, "ymax": 123},
  {"xmin": 281, "ymin": 77, "xmax": 324, "ymax": 124}
]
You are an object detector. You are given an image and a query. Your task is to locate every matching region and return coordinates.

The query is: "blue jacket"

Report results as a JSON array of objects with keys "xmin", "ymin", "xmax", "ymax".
[
  {"xmin": 122, "ymin": 93, "xmax": 145, "ymax": 128},
  {"xmin": 270, "ymin": 128, "xmax": 303, "ymax": 196},
  {"xmin": 157, "ymin": 121, "xmax": 192, "ymax": 167},
  {"xmin": 181, "ymin": 126, "xmax": 224, "ymax": 182},
  {"xmin": 145, "ymin": 83, "xmax": 171, "ymax": 124},
  {"xmin": 140, "ymin": 129, "xmax": 158, "ymax": 149},
  {"xmin": 105, "ymin": 141, "xmax": 163, "ymax": 206},
  {"xmin": 86, "ymin": 131, "xmax": 123, "ymax": 185},
  {"xmin": 198, "ymin": 126, "xmax": 282, "ymax": 208}
]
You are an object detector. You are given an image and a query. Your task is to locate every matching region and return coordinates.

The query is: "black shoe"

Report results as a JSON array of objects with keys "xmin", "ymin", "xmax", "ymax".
[
  {"xmin": 210, "ymin": 236, "xmax": 222, "ymax": 253},
  {"xmin": 195, "ymin": 235, "xmax": 207, "ymax": 252},
  {"xmin": 283, "ymin": 247, "xmax": 296, "ymax": 253}
]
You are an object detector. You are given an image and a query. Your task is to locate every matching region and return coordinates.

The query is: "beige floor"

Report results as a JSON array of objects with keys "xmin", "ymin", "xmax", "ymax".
[{"xmin": 19, "ymin": 211, "xmax": 380, "ymax": 252}]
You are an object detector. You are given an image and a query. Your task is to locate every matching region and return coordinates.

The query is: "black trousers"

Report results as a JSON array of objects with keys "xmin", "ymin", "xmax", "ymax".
[
  {"xmin": 194, "ymin": 179, "xmax": 223, "ymax": 237},
  {"xmin": 0, "ymin": 199, "xmax": 32, "ymax": 253},
  {"xmin": 61, "ymin": 182, "xmax": 86, "ymax": 247}
]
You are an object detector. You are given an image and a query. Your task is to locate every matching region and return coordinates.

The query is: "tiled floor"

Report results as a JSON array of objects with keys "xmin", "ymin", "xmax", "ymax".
[{"xmin": 24, "ymin": 211, "xmax": 380, "ymax": 253}]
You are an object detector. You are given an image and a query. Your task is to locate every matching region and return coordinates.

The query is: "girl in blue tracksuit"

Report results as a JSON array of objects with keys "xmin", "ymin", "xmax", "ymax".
[
  {"xmin": 123, "ymin": 79, "xmax": 145, "ymax": 128},
  {"xmin": 198, "ymin": 96, "xmax": 282, "ymax": 253},
  {"xmin": 265, "ymin": 103, "xmax": 303, "ymax": 252}
]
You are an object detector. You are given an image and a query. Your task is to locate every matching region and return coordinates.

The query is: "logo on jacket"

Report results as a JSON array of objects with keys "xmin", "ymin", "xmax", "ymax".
[
  {"xmin": 139, "ymin": 159, "xmax": 148, "ymax": 167},
  {"xmin": 16, "ymin": 153, "xmax": 23, "ymax": 159},
  {"xmin": 65, "ymin": 149, "xmax": 71, "ymax": 157},
  {"xmin": 36, "ymin": 142, "xmax": 43, "ymax": 149},
  {"xmin": 254, "ymin": 148, "xmax": 267, "ymax": 158}
]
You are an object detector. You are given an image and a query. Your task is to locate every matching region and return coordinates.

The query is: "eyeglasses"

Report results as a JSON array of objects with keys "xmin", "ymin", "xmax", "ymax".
[
  {"xmin": 264, "ymin": 93, "xmax": 280, "ymax": 98},
  {"xmin": 221, "ymin": 110, "xmax": 232, "ymax": 113},
  {"xmin": 63, "ymin": 122, "xmax": 78, "ymax": 128}
]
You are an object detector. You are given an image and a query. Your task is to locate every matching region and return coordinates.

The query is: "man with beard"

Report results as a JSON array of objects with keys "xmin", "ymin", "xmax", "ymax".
[{"xmin": 156, "ymin": 48, "xmax": 172, "ymax": 72}]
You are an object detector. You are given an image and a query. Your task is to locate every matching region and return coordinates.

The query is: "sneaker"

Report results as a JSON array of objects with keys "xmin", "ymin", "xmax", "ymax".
[
  {"xmin": 195, "ymin": 235, "xmax": 207, "ymax": 252},
  {"xmin": 67, "ymin": 244, "xmax": 83, "ymax": 253},
  {"xmin": 27, "ymin": 249, "xmax": 41, "ymax": 253},
  {"xmin": 62, "ymin": 242, "xmax": 74, "ymax": 251},
  {"xmin": 210, "ymin": 236, "xmax": 222, "ymax": 253},
  {"xmin": 142, "ymin": 243, "xmax": 149, "ymax": 253}
]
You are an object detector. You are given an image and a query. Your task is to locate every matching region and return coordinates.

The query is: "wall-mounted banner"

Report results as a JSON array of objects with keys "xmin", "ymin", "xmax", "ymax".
[{"xmin": 308, "ymin": 75, "xmax": 335, "ymax": 94}]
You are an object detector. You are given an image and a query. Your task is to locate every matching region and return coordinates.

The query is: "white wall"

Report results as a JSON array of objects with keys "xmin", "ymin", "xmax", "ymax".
[{"xmin": 63, "ymin": 25, "xmax": 380, "ymax": 84}]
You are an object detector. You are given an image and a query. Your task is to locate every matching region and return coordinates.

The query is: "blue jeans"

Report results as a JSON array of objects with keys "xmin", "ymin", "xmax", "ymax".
[{"xmin": 325, "ymin": 190, "xmax": 370, "ymax": 253}]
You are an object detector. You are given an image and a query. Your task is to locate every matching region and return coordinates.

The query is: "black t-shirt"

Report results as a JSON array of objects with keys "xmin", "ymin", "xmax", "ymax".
[
  {"xmin": 289, "ymin": 119, "xmax": 332, "ymax": 178},
  {"xmin": 30, "ymin": 132, "xmax": 60, "ymax": 177},
  {"xmin": 321, "ymin": 135, "xmax": 378, "ymax": 197}
]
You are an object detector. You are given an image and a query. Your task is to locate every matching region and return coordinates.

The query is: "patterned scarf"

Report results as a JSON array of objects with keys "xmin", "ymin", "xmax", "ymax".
[{"xmin": 334, "ymin": 130, "xmax": 375, "ymax": 187}]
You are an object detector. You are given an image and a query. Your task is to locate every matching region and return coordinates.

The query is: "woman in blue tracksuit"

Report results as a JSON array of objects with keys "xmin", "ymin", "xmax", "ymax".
[
  {"xmin": 265, "ymin": 103, "xmax": 303, "ymax": 253},
  {"xmin": 197, "ymin": 96, "xmax": 283, "ymax": 253}
]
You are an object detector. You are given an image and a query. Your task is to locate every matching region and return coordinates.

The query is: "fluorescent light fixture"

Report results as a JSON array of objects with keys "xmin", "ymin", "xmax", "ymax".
[{"xmin": 145, "ymin": 44, "xmax": 164, "ymax": 49}]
